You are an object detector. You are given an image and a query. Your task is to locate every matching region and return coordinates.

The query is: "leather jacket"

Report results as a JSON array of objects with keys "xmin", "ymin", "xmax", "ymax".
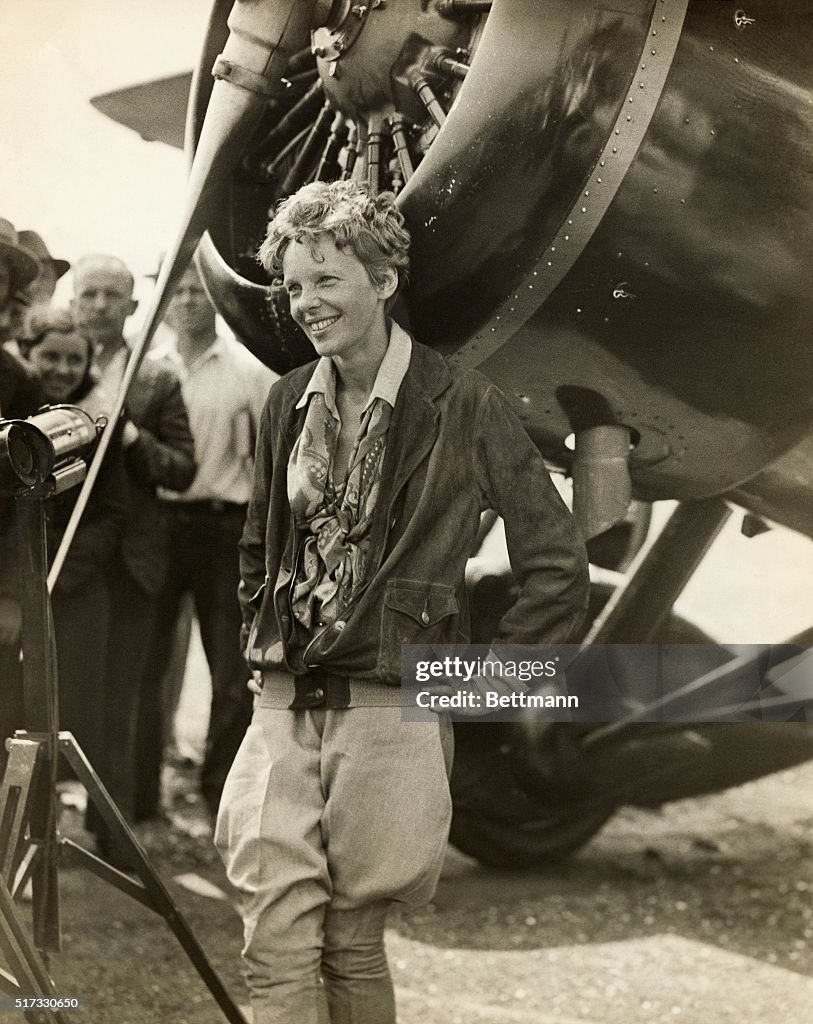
[{"xmin": 239, "ymin": 339, "xmax": 589, "ymax": 685}]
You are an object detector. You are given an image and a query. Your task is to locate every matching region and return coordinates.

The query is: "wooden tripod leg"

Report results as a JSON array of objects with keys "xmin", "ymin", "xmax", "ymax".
[
  {"xmin": 0, "ymin": 736, "xmax": 62, "ymax": 954},
  {"xmin": 0, "ymin": 739, "xmax": 43, "ymax": 888},
  {"xmin": 59, "ymin": 734, "xmax": 247, "ymax": 1024},
  {"xmin": 0, "ymin": 876, "xmax": 70, "ymax": 1024}
]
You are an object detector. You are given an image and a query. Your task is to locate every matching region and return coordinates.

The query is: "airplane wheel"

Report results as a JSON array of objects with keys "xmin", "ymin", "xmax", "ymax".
[
  {"xmin": 449, "ymin": 805, "xmax": 615, "ymax": 870},
  {"xmin": 449, "ymin": 577, "xmax": 712, "ymax": 868},
  {"xmin": 449, "ymin": 715, "xmax": 615, "ymax": 869}
]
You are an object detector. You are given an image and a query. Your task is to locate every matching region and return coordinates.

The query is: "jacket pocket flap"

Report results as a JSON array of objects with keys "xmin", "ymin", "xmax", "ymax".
[{"xmin": 385, "ymin": 581, "xmax": 458, "ymax": 626}]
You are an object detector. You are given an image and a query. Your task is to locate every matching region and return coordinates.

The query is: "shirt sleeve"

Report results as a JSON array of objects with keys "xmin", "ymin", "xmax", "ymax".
[{"xmin": 472, "ymin": 384, "xmax": 590, "ymax": 646}]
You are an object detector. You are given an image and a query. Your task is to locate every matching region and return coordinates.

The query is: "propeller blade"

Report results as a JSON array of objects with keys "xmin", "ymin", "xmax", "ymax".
[{"xmin": 49, "ymin": 0, "xmax": 327, "ymax": 589}]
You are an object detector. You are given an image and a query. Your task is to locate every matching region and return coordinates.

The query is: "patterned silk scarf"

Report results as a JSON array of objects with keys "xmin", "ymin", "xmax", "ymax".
[{"xmin": 287, "ymin": 391, "xmax": 391, "ymax": 630}]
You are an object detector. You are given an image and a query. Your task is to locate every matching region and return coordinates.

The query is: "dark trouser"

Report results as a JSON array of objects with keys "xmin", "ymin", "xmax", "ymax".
[
  {"xmin": 87, "ymin": 564, "xmax": 157, "ymax": 836},
  {"xmin": 135, "ymin": 503, "xmax": 251, "ymax": 820},
  {"xmin": 2, "ymin": 579, "xmax": 109, "ymax": 783},
  {"xmin": 52, "ymin": 575, "xmax": 111, "ymax": 771}
]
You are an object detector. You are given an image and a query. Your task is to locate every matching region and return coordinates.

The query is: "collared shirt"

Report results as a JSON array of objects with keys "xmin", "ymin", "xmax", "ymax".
[
  {"xmin": 285, "ymin": 322, "xmax": 412, "ymax": 643},
  {"xmin": 295, "ymin": 320, "xmax": 412, "ymax": 421},
  {"xmin": 96, "ymin": 343, "xmax": 129, "ymax": 399},
  {"xmin": 151, "ymin": 334, "xmax": 278, "ymax": 504}
]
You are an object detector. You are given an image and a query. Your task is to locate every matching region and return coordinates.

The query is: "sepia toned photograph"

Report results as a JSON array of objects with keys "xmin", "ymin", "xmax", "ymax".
[{"xmin": 1, "ymin": 2, "xmax": 812, "ymax": 1022}]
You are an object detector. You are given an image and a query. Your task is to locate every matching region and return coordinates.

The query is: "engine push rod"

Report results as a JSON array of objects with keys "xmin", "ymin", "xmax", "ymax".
[{"xmin": 438, "ymin": 0, "xmax": 494, "ymax": 16}]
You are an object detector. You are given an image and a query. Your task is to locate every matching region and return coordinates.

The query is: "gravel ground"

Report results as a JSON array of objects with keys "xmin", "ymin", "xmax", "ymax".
[{"xmin": 5, "ymin": 756, "xmax": 812, "ymax": 1024}]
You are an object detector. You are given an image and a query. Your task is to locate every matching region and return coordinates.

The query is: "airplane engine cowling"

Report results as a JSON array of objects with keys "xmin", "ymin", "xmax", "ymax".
[{"xmin": 191, "ymin": 0, "xmax": 813, "ymax": 510}]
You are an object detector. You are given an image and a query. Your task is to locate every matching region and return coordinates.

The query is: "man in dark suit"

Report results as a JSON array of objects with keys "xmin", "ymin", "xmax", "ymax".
[{"xmin": 70, "ymin": 255, "xmax": 196, "ymax": 839}]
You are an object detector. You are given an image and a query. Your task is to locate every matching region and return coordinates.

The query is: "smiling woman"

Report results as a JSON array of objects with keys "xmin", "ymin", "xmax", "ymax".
[
  {"xmin": 216, "ymin": 179, "xmax": 589, "ymax": 1024},
  {"xmin": 259, "ymin": 181, "xmax": 408, "ymax": 371},
  {"xmin": 281, "ymin": 237, "xmax": 395, "ymax": 365},
  {"xmin": 26, "ymin": 308, "xmax": 95, "ymax": 404},
  {"xmin": 21, "ymin": 306, "xmax": 129, "ymax": 778}
]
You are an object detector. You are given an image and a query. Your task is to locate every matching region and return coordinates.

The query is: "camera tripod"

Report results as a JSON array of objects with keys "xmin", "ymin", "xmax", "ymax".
[{"xmin": 0, "ymin": 472, "xmax": 246, "ymax": 1022}]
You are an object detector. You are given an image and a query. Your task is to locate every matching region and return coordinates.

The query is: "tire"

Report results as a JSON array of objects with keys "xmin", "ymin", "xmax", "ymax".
[{"xmin": 449, "ymin": 577, "xmax": 712, "ymax": 867}]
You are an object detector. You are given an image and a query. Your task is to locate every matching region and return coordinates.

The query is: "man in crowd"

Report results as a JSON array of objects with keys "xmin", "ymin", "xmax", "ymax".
[
  {"xmin": 1, "ymin": 230, "xmax": 69, "ymax": 359},
  {"xmin": 70, "ymin": 255, "xmax": 196, "ymax": 846},
  {"xmin": 18, "ymin": 230, "xmax": 70, "ymax": 331},
  {"xmin": 136, "ymin": 258, "xmax": 277, "ymax": 821},
  {"xmin": 0, "ymin": 218, "xmax": 42, "ymax": 765},
  {"xmin": 0, "ymin": 220, "xmax": 41, "ymax": 412}
]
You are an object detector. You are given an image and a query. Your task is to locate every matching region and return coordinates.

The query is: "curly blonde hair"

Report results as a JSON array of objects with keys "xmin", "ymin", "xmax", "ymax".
[{"xmin": 257, "ymin": 180, "xmax": 410, "ymax": 294}]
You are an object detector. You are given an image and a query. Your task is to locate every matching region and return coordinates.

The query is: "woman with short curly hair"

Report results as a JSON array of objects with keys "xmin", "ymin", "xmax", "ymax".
[{"xmin": 217, "ymin": 180, "xmax": 588, "ymax": 1024}]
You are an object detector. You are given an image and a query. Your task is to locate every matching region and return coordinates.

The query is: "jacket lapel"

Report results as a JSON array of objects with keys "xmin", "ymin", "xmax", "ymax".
[
  {"xmin": 363, "ymin": 341, "xmax": 453, "ymax": 568},
  {"xmin": 384, "ymin": 373, "xmax": 439, "ymax": 504},
  {"xmin": 386, "ymin": 340, "xmax": 452, "ymax": 505}
]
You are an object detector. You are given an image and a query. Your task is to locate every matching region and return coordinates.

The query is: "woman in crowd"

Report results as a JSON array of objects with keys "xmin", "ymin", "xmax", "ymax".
[
  {"xmin": 216, "ymin": 180, "xmax": 589, "ymax": 1024},
  {"xmin": 25, "ymin": 308, "xmax": 127, "ymax": 766}
]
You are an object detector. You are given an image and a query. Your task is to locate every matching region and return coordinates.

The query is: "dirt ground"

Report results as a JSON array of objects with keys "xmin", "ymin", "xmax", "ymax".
[
  {"xmin": 5, "ymin": 519, "xmax": 811, "ymax": 1022},
  {"xmin": 4, "ymin": 753, "xmax": 812, "ymax": 1024}
]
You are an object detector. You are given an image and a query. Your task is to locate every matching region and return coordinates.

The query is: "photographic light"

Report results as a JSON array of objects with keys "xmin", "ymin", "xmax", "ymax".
[{"xmin": 0, "ymin": 406, "xmax": 98, "ymax": 492}]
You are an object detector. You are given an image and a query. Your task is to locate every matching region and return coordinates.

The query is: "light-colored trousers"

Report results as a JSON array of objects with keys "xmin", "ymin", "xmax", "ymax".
[{"xmin": 215, "ymin": 704, "xmax": 453, "ymax": 1024}]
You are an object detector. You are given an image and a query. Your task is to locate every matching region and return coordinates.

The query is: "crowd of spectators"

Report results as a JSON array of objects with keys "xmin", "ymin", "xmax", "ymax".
[{"xmin": 0, "ymin": 216, "xmax": 277, "ymax": 864}]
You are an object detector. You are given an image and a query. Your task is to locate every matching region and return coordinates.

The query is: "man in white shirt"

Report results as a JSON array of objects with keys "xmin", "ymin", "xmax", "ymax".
[{"xmin": 136, "ymin": 260, "xmax": 277, "ymax": 821}]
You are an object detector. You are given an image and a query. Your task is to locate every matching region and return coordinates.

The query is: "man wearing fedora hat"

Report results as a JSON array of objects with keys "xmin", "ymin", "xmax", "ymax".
[
  {"xmin": 0, "ymin": 219, "xmax": 40, "ymax": 351},
  {"xmin": 18, "ymin": 230, "xmax": 70, "ymax": 323},
  {"xmin": 0, "ymin": 217, "xmax": 43, "ymax": 418},
  {"xmin": 2, "ymin": 229, "xmax": 70, "ymax": 358},
  {"xmin": 0, "ymin": 217, "xmax": 44, "ymax": 766}
]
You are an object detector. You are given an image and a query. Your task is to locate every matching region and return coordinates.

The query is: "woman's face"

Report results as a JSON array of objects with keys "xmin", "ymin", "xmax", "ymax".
[
  {"xmin": 29, "ymin": 330, "xmax": 90, "ymax": 402},
  {"xmin": 282, "ymin": 234, "xmax": 396, "ymax": 362}
]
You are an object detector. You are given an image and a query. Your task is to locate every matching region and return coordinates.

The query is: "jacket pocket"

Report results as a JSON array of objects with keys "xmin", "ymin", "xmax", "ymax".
[{"xmin": 379, "ymin": 579, "xmax": 459, "ymax": 683}]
